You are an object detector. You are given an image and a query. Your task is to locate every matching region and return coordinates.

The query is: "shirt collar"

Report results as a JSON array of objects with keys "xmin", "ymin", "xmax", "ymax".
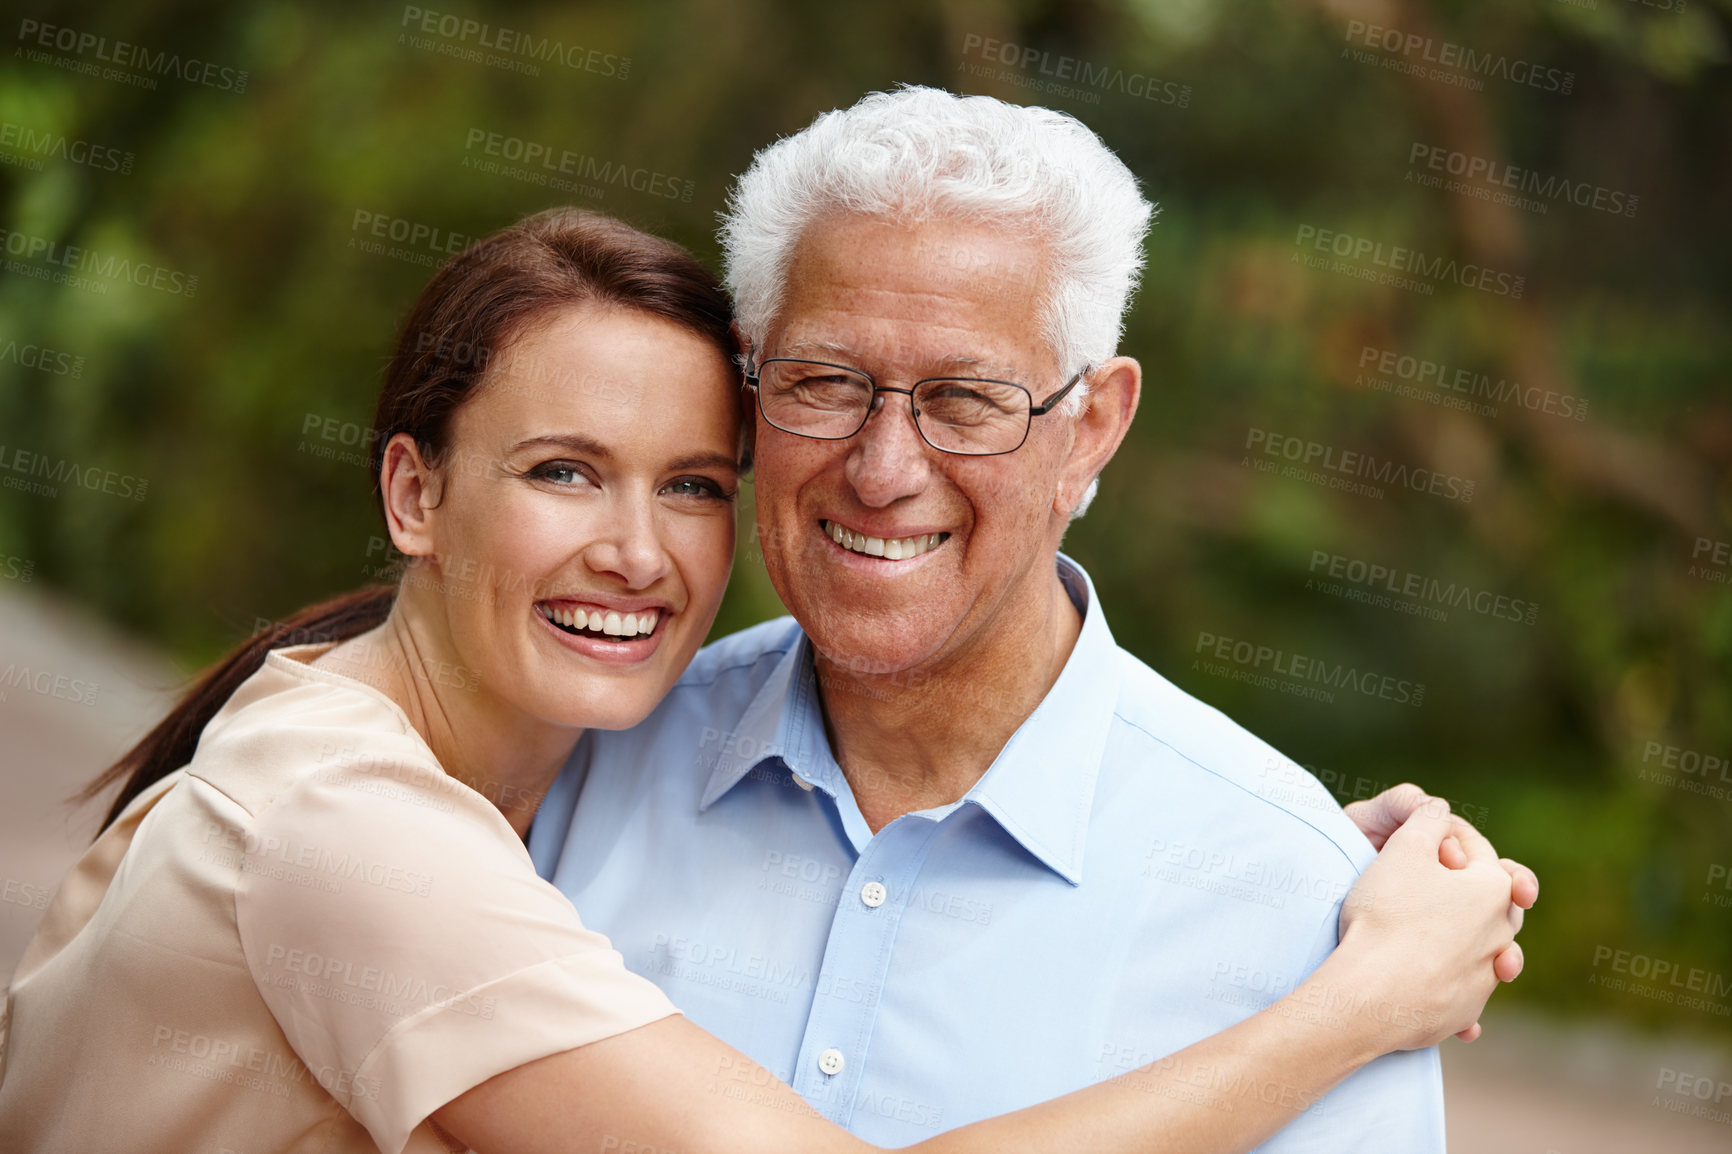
[
  {"xmin": 696, "ymin": 626, "xmax": 837, "ymax": 810},
  {"xmin": 699, "ymin": 554, "xmax": 1120, "ymax": 886}
]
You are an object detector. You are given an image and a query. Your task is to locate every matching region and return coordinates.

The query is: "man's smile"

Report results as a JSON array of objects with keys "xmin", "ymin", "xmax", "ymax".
[{"xmin": 820, "ymin": 519, "xmax": 950, "ymax": 561}]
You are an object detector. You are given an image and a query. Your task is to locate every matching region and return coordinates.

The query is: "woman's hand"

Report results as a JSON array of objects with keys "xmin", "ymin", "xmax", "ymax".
[
  {"xmin": 1346, "ymin": 782, "xmax": 1538, "ymax": 903},
  {"xmin": 1346, "ymin": 783, "xmax": 1536, "ymax": 1000},
  {"xmin": 1326, "ymin": 799, "xmax": 1520, "ymax": 1052}
]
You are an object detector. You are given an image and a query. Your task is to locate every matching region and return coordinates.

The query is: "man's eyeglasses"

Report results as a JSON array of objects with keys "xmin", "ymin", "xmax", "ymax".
[{"xmin": 742, "ymin": 358, "xmax": 1088, "ymax": 457}]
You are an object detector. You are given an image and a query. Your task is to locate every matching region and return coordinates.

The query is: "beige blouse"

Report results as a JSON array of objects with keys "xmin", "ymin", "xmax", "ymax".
[{"xmin": 0, "ymin": 645, "xmax": 679, "ymax": 1154}]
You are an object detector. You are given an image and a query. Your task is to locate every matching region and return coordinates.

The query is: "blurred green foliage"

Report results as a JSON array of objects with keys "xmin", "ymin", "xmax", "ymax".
[{"xmin": 1, "ymin": 0, "xmax": 1728, "ymax": 1037}]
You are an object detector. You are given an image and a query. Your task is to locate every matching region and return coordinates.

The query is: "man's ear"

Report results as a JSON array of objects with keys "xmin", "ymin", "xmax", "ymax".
[
  {"xmin": 380, "ymin": 432, "xmax": 443, "ymax": 559},
  {"xmin": 1057, "ymin": 356, "xmax": 1141, "ymax": 517}
]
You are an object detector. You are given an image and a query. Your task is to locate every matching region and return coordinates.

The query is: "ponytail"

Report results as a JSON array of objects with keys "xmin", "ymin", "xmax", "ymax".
[{"xmin": 77, "ymin": 586, "xmax": 396, "ymax": 833}]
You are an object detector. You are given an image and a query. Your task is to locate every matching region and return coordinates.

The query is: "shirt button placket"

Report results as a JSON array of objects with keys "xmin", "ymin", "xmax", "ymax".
[{"xmin": 793, "ymin": 819, "xmax": 940, "ymax": 1126}]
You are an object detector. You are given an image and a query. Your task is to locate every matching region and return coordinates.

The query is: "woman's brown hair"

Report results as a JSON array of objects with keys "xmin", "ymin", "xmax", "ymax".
[{"xmin": 79, "ymin": 208, "xmax": 735, "ymax": 831}]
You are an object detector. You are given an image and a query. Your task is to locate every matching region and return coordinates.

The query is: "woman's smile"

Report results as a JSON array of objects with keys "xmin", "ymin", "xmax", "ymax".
[{"xmin": 533, "ymin": 597, "xmax": 670, "ymax": 665}]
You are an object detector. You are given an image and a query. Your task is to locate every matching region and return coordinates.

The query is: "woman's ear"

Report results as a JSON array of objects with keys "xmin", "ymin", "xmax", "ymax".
[{"xmin": 380, "ymin": 432, "xmax": 443, "ymax": 558}]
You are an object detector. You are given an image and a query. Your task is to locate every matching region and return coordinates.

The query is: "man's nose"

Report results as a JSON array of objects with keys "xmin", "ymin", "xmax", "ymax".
[
  {"xmin": 582, "ymin": 496, "xmax": 673, "ymax": 589},
  {"xmin": 843, "ymin": 392, "xmax": 935, "ymax": 507}
]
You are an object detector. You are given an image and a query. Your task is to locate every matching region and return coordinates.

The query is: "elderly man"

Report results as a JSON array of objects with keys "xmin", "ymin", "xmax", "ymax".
[{"xmin": 529, "ymin": 86, "xmax": 1523, "ymax": 1149}]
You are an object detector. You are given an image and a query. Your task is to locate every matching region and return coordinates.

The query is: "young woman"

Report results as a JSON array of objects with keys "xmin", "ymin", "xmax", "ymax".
[{"xmin": 0, "ymin": 208, "xmax": 1527, "ymax": 1154}]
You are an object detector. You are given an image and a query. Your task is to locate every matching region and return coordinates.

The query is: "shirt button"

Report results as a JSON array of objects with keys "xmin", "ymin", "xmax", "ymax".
[
  {"xmin": 791, "ymin": 772, "xmax": 815, "ymax": 791},
  {"xmin": 860, "ymin": 881, "xmax": 887, "ymax": 908},
  {"xmin": 817, "ymin": 1048, "xmax": 845, "ymax": 1076}
]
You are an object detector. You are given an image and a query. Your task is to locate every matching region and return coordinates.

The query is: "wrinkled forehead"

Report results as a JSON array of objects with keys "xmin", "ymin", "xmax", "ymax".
[
  {"xmin": 770, "ymin": 213, "xmax": 1058, "ymax": 376},
  {"xmin": 790, "ymin": 210, "xmax": 1049, "ymax": 289}
]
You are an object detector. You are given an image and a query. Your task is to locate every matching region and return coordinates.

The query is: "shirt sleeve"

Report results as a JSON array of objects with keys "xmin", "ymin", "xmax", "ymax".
[
  {"xmin": 1255, "ymin": 1047, "xmax": 1445, "ymax": 1152},
  {"xmin": 234, "ymin": 746, "xmax": 680, "ymax": 1154},
  {"xmin": 1251, "ymin": 847, "xmax": 1446, "ymax": 1152}
]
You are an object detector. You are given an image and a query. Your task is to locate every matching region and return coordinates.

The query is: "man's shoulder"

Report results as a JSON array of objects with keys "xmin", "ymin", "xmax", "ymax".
[
  {"xmin": 564, "ymin": 618, "xmax": 806, "ymax": 814},
  {"xmin": 1105, "ymin": 645, "xmax": 1373, "ymax": 875},
  {"xmin": 597, "ymin": 616, "xmax": 804, "ymax": 748}
]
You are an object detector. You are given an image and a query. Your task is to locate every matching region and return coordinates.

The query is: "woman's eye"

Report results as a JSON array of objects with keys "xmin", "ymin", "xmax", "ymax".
[
  {"xmin": 527, "ymin": 461, "xmax": 591, "ymax": 486},
  {"xmin": 664, "ymin": 476, "xmax": 732, "ymax": 501}
]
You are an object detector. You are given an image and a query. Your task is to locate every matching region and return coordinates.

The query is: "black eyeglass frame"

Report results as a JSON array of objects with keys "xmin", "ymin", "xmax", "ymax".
[{"xmin": 742, "ymin": 357, "xmax": 1090, "ymax": 457}]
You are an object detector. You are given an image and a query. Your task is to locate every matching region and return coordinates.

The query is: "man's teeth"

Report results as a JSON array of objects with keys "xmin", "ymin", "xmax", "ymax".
[
  {"xmin": 823, "ymin": 521, "xmax": 945, "ymax": 560},
  {"xmin": 538, "ymin": 604, "xmax": 659, "ymax": 638}
]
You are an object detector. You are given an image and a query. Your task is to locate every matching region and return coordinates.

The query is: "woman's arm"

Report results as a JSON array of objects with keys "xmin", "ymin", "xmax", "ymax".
[{"xmin": 434, "ymin": 801, "xmax": 1516, "ymax": 1154}]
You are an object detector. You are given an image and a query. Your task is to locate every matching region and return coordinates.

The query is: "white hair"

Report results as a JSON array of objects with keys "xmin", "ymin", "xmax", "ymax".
[{"xmin": 720, "ymin": 85, "xmax": 1155, "ymax": 413}]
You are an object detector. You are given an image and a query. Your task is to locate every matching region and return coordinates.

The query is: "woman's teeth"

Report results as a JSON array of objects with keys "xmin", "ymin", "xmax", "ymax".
[
  {"xmin": 823, "ymin": 520, "xmax": 946, "ymax": 561},
  {"xmin": 537, "ymin": 603, "xmax": 659, "ymax": 639}
]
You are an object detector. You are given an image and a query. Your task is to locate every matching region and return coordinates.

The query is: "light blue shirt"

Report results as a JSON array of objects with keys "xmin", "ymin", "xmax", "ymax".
[{"xmin": 529, "ymin": 557, "xmax": 1444, "ymax": 1150}]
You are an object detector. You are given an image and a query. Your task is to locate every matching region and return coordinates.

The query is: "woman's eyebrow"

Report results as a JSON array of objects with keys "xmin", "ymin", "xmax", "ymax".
[
  {"xmin": 668, "ymin": 451, "xmax": 740, "ymax": 473},
  {"xmin": 509, "ymin": 433, "xmax": 613, "ymax": 458},
  {"xmin": 510, "ymin": 435, "xmax": 736, "ymax": 474}
]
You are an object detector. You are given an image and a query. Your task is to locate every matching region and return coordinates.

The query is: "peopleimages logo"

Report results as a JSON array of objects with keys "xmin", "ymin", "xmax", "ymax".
[
  {"xmin": 15, "ymin": 18, "xmax": 249, "ymax": 92},
  {"xmin": 1306, "ymin": 550, "xmax": 1538, "ymax": 626},
  {"xmin": 347, "ymin": 209, "xmax": 475, "ymax": 270},
  {"xmin": 1635, "ymin": 739, "xmax": 1732, "ymax": 802},
  {"xmin": 261, "ymin": 944, "xmax": 496, "ymax": 1020},
  {"xmin": 1653, "ymin": 1067, "xmax": 1732, "ymax": 1128},
  {"xmin": 0, "ymin": 443, "xmax": 148, "ymax": 501},
  {"xmin": 1342, "ymin": 20, "xmax": 1574, "ymax": 95},
  {"xmin": 1193, "ymin": 630, "xmax": 1427, "ymax": 708},
  {"xmin": 959, "ymin": 34, "xmax": 1191, "ymax": 108},
  {"xmin": 0, "ymin": 121, "xmax": 134, "ymax": 174},
  {"xmin": 1687, "ymin": 536, "xmax": 1730, "ymax": 587},
  {"xmin": 0, "ymin": 339, "xmax": 83, "ymax": 378},
  {"xmin": 461, "ymin": 129, "xmax": 695, "ymax": 201},
  {"xmin": 1406, "ymin": 142, "xmax": 1638, "ymax": 218},
  {"xmin": 0, "ymin": 227, "xmax": 198, "ymax": 297},
  {"xmin": 1589, "ymin": 946, "xmax": 1732, "ymax": 1017},
  {"xmin": 1294, "ymin": 224, "xmax": 1525, "ymax": 299},
  {"xmin": 399, "ymin": 6, "xmax": 629, "ymax": 79},
  {"xmin": 1356, "ymin": 345, "xmax": 1589, "ymax": 422},
  {"xmin": 1244, "ymin": 427, "xmax": 1476, "ymax": 504},
  {"xmin": 0, "ymin": 663, "xmax": 99, "ymax": 706}
]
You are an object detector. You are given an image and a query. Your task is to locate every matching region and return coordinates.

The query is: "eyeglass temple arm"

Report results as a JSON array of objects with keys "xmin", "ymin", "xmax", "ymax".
[{"xmin": 1029, "ymin": 367, "xmax": 1089, "ymax": 416}]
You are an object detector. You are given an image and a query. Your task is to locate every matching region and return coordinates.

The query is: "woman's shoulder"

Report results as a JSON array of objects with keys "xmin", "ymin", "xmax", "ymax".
[{"xmin": 184, "ymin": 645, "xmax": 449, "ymax": 820}]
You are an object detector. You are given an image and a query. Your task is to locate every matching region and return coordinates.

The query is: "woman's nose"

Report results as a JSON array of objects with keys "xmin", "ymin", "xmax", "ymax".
[{"xmin": 582, "ymin": 499, "xmax": 672, "ymax": 589}]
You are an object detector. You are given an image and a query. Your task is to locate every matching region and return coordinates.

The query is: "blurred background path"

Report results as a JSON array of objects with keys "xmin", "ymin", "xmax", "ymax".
[
  {"xmin": 2, "ymin": 584, "xmax": 1727, "ymax": 1151},
  {"xmin": 0, "ymin": 582, "xmax": 176, "ymax": 967}
]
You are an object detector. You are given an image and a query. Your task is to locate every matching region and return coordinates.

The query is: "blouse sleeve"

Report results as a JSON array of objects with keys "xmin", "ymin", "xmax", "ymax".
[{"xmin": 234, "ymin": 744, "xmax": 679, "ymax": 1154}]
